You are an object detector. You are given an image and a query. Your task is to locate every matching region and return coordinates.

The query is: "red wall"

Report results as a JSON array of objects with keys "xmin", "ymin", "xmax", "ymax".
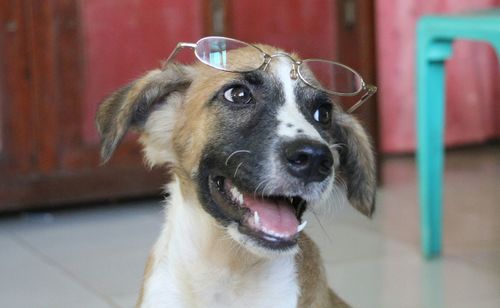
[
  {"xmin": 79, "ymin": 0, "xmax": 339, "ymax": 144},
  {"xmin": 227, "ymin": 0, "xmax": 338, "ymax": 60},
  {"xmin": 377, "ymin": 0, "xmax": 500, "ymax": 153},
  {"xmin": 80, "ymin": 0, "xmax": 204, "ymax": 143}
]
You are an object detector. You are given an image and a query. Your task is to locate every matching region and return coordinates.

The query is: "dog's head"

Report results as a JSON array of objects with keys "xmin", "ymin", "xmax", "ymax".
[{"xmin": 96, "ymin": 44, "xmax": 375, "ymax": 257}]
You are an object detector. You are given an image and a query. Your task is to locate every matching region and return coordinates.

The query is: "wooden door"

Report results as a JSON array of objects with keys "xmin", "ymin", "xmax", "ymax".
[
  {"xmin": 0, "ymin": 0, "xmax": 378, "ymax": 211},
  {"xmin": 0, "ymin": 0, "xmax": 206, "ymax": 211}
]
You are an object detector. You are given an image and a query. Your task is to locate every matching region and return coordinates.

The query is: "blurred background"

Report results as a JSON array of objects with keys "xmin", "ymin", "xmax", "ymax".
[{"xmin": 0, "ymin": 0, "xmax": 499, "ymax": 307}]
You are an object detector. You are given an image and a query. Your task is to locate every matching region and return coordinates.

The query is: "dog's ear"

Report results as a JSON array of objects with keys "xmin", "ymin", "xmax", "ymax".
[
  {"xmin": 334, "ymin": 113, "xmax": 376, "ymax": 217},
  {"xmin": 96, "ymin": 64, "xmax": 193, "ymax": 164}
]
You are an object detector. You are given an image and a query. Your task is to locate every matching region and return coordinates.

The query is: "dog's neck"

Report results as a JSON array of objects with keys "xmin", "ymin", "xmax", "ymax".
[
  {"xmin": 162, "ymin": 175, "xmax": 257, "ymax": 269},
  {"xmin": 142, "ymin": 174, "xmax": 299, "ymax": 307}
]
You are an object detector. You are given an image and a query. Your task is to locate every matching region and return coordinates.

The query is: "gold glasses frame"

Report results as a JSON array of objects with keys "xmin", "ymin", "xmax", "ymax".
[{"xmin": 165, "ymin": 36, "xmax": 377, "ymax": 113}]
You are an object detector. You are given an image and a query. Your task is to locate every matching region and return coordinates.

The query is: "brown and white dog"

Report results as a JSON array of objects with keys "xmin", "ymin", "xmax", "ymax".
[{"xmin": 96, "ymin": 44, "xmax": 375, "ymax": 308}]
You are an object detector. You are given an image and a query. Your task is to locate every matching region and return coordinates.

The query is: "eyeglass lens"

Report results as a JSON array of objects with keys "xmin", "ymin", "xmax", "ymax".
[
  {"xmin": 299, "ymin": 60, "xmax": 363, "ymax": 94},
  {"xmin": 195, "ymin": 37, "xmax": 264, "ymax": 72}
]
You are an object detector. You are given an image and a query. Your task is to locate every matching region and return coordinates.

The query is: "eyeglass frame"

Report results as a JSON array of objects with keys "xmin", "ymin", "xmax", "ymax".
[{"xmin": 164, "ymin": 36, "xmax": 377, "ymax": 113}]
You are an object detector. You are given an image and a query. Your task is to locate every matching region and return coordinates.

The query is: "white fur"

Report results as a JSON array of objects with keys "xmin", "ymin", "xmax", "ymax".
[
  {"xmin": 140, "ymin": 92, "xmax": 183, "ymax": 167},
  {"xmin": 140, "ymin": 176, "xmax": 300, "ymax": 308},
  {"xmin": 226, "ymin": 223, "xmax": 299, "ymax": 259},
  {"xmin": 273, "ymin": 59, "xmax": 324, "ymax": 142}
]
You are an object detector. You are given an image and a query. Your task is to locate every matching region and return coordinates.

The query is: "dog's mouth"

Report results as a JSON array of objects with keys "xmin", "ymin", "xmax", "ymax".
[{"xmin": 209, "ymin": 175, "xmax": 307, "ymax": 249}]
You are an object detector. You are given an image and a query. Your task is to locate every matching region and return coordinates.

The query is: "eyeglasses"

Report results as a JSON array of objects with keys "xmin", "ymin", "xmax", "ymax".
[{"xmin": 165, "ymin": 36, "xmax": 377, "ymax": 113}]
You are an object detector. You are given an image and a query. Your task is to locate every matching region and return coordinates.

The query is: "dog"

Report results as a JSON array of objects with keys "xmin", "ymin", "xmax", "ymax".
[{"xmin": 96, "ymin": 39, "xmax": 375, "ymax": 308}]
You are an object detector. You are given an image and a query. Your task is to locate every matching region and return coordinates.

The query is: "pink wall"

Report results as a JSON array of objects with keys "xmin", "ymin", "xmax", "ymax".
[{"xmin": 377, "ymin": 0, "xmax": 500, "ymax": 153}]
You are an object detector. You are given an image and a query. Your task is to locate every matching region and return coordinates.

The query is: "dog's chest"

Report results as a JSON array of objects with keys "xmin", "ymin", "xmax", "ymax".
[
  {"xmin": 145, "ymin": 254, "xmax": 299, "ymax": 308},
  {"xmin": 193, "ymin": 258, "xmax": 299, "ymax": 308}
]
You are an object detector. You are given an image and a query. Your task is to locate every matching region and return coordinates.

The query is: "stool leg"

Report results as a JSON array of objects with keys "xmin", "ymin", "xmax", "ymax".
[{"xmin": 416, "ymin": 39, "xmax": 452, "ymax": 258}]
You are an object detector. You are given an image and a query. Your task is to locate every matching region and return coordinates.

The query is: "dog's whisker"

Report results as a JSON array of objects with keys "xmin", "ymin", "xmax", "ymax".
[
  {"xmin": 224, "ymin": 238, "xmax": 240, "ymax": 255},
  {"xmin": 233, "ymin": 162, "xmax": 244, "ymax": 179},
  {"xmin": 260, "ymin": 183, "xmax": 268, "ymax": 199},
  {"xmin": 263, "ymin": 180, "xmax": 277, "ymax": 199},
  {"xmin": 225, "ymin": 150, "xmax": 251, "ymax": 166},
  {"xmin": 253, "ymin": 180, "xmax": 268, "ymax": 199},
  {"xmin": 332, "ymin": 186, "xmax": 343, "ymax": 216},
  {"xmin": 261, "ymin": 181, "xmax": 272, "ymax": 199},
  {"xmin": 335, "ymin": 175, "xmax": 348, "ymax": 192},
  {"xmin": 312, "ymin": 209, "xmax": 334, "ymax": 245},
  {"xmin": 326, "ymin": 176, "xmax": 346, "ymax": 216}
]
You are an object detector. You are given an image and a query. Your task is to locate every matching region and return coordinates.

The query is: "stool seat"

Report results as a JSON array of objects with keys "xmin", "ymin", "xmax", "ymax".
[
  {"xmin": 416, "ymin": 9, "xmax": 500, "ymax": 258},
  {"xmin": 420, "ymin": 9, "xmax": 500, "ymax": 46}
]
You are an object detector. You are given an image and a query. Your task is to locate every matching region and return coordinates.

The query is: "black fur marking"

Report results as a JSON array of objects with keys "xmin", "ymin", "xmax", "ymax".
[
  {"xmin": 243, "ymin": 71, "xmax": 265, "ymax": 86},
  {"xmin": 96, "ymin": 83, "xmax": 133, "ymax": 137},
  {"xmin": 292, "ymin": 83, "xmax": 337, "ymax": 143},
  {"xmin": 195, "ymin": 71, "xmax": 288, "ymax": 225}
]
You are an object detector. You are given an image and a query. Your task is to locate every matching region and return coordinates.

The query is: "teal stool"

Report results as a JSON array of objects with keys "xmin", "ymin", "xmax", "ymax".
[{"xmin": 416, "ymin": 9, "xmax": 500, "ymax": 258}]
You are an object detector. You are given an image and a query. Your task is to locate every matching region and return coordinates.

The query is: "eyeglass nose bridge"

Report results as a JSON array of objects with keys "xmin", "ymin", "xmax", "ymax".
[{"xmin": 260, "ymin": 52, "xmax": 300, "ymax": 80}]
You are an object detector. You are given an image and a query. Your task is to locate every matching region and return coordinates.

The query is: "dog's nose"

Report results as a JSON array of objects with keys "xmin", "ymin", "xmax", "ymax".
[{"xmin": 282, "ymin": 139, "xmax": 333, "ymax": 183}]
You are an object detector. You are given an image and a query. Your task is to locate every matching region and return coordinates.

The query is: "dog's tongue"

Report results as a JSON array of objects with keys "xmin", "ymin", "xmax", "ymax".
[{"xmin": 243, "ymin": 194, "xmax": 299, "ymax": 237}]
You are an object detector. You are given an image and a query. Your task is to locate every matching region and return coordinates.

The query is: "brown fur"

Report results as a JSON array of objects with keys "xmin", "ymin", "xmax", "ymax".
[
  {"xmin": 296, "ymin": 234, "xmax": 349, "ymax": 308},
  {"xmin": 170, "ymin": 68, "xmax": 234, "ymax": 172},
  {"xmin": 335, "ymin": 113, "xmax": 376, "ymax": 217}
]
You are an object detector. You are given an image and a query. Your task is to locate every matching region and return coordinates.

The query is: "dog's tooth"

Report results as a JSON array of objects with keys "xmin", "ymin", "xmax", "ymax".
[
  {"xmin": 253, "ymin": 211, "xmax": 260, "ymax": 226},
  {"xmin": 297, "ymin": 220, "xmax": 308, "ymax": 232},
  {"xmin": 229, "ymin": 186, "xmax": 244, "ymax": 205}
]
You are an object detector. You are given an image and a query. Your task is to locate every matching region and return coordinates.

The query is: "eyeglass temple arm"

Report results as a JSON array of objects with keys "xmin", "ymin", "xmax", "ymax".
[
  {"xmin": 347, "ymin": 84, "xmax": 377, "ymax": 113},
  {"xmin": 163, "ymin": 42, "xmax": 197, "ymax": 68}
]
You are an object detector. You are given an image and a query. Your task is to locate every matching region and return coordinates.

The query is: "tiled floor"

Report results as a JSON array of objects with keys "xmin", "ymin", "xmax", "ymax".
[{"xmin": 1, "ymin": 145, "xmax": 499, "ymax": 308}]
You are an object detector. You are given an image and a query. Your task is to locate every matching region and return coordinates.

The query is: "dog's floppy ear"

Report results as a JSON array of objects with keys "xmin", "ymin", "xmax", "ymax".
[
  {"xmin": 96, "ymin": 64, "xmax": 193, "ymax": 163},
  {"xmin": 334, "ymin": 113, "xmax": 376, "ymax": 217}
]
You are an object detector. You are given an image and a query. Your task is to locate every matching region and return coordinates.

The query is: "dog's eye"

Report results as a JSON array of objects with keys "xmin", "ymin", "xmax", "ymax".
[
  {"xmin": 313, "ymin": 104, "xmax": 332, "ymax": 126},
  {"xmin": 223, "ymin": 86, "xmax": 253, "ymax": 105}
]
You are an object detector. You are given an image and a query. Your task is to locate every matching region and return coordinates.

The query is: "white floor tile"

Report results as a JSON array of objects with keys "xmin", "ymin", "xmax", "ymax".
[
  {"xmin": 325, "ymin": 253, "xmax": 500, "ymax": 308},
  {"xmin": 0, "ymin": 235, "xmax": 113, "ymax": 308},
  {"xmin": 4, "ymin": 202, "xmax": 164, "ymax": 301},
  {"xmin": 110, "ymin": 292, "xmax": 141, "ymax": 308},
  {"xmin": 306, "ymin": 217, "xmax": 417, "ymax": 264}
]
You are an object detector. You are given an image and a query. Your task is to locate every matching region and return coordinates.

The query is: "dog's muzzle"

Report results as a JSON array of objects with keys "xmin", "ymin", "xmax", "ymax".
[{"xmin": 201, "ymin": 139, "xmax": 334, "ymax": 251}]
